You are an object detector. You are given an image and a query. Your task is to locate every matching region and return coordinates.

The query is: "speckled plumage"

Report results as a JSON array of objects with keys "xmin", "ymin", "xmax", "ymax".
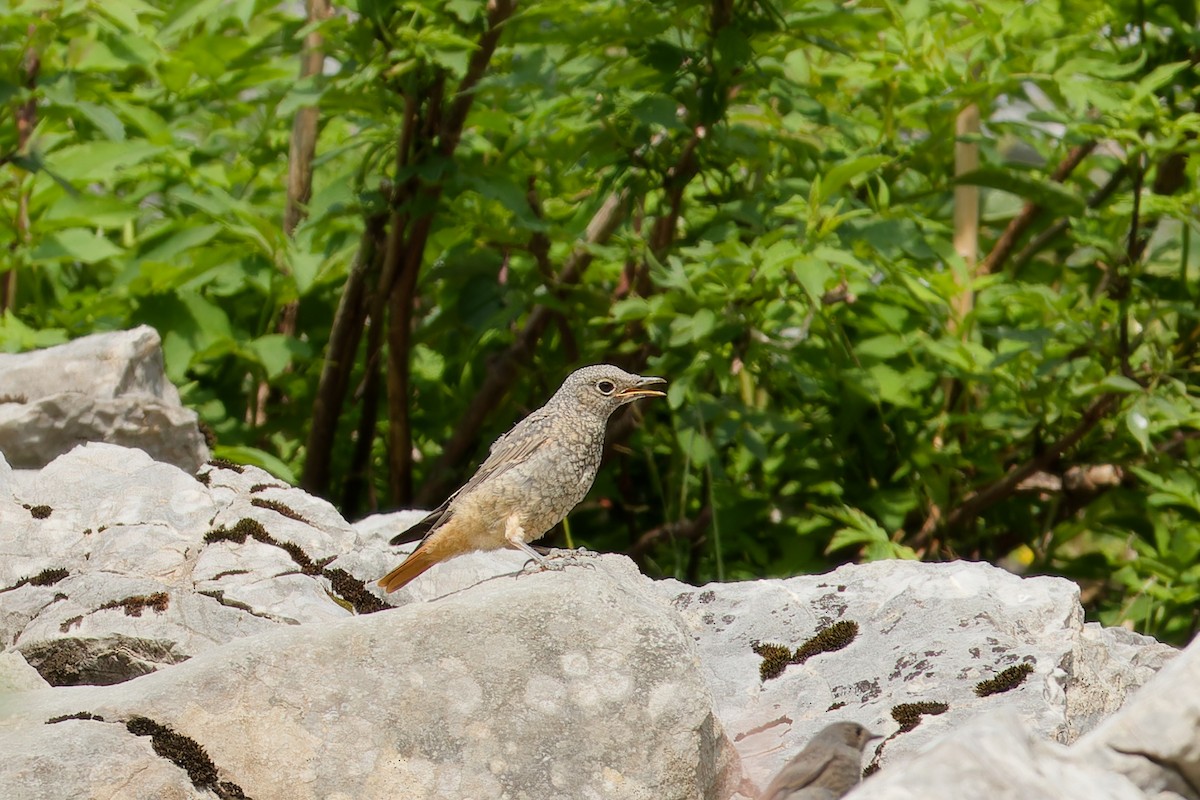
[
  {"xmin": 377, "ymin": 365, "xmax": 666, "ymax": 592},
  {"xmin": 759, "ymin": 722, "xmax": 880, "ymax": 800}
]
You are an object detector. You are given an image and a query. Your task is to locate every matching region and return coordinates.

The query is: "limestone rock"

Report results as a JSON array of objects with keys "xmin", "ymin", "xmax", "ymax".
[
  {"xmin": 0, "ymin": 326, "xmax": 208, "ymax": 472},
  {"xmin": 1072, "ymin": 632, "xmax": 1200, "ymax": 799},
  {"xmin": 840, "ymin": 635, "xmax": 1200, "ymax": 799},
  {"xmin": 651, "ymin": 561, "xmax": 1178, "ymax": 793},
  {"xmin": 0, "ymin": 650, "xmax": 48, "ymax": 693},
  {"xmin": 0, "ymin": 443, "xmax": 383, "ymax": 686},
  {"xmin": 843, "ymin": 709, "xmax": 1146, "ymax": 800},
  {"xmin": 1064, "ymin": 623, "xmax": 1180, "ymax": 740},
  {"xmin": 0, "ymin": 560, "xmax": 743, "ymax": 800},
  {"xmin": 0, "ymin": 439, "xmax": 1187, "ymax": 800},
  {"xmin": 0, "ymin": 718, "xmax": 202, "ymax": 800}
]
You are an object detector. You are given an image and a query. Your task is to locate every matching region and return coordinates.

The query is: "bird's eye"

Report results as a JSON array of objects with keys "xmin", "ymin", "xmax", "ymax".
[{"xmin": 596, "ymin": 380, "xmax": 616, "ymax": 395}]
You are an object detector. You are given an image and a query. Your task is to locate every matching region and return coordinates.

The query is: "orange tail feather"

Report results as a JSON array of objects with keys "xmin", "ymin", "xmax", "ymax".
[{"xmin": 377, "ymin": 541, "xmax": 444, "ymax": 593}]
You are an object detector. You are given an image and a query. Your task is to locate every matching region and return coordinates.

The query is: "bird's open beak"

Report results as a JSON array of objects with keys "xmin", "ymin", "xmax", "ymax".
[{"xmin": 617, "ymin": 375, "xmax": 667, "ymax": 399}]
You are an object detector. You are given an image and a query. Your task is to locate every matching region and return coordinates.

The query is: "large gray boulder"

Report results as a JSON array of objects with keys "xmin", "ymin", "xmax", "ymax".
[
  {"xmin": 1, "ymin": 560, "xmax": 741, "ymax": 800},
  {"xmin": 844, "ymin": 634, "xmax": 1200, "ymax": 799},
  {"xmin": 0, "ymin": 443, "xmax": 368, "ymax": 683},
  {"xmin": 0, "ymin": 326, "xmax": 208, "ymax": 472},
  {"xmin": 0, "ymin": 440, "xmax": 1188, "ymax": 800},
  {"xmin": 653, "ymin": 561, "xmax": 1178, "ymax": 791}
]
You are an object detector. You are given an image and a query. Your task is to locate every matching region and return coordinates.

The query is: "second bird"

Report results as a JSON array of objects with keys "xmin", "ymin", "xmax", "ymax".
[{"xmin": 377, "ymin": 364, "xmax": 667, "ymax": 593}]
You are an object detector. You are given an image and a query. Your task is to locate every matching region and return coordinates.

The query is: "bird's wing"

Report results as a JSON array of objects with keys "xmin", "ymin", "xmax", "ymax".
[
  {"xmin": 759, "ymin": 752, "xmax": 829, "ymax": 800},
  {"xmin": 388, "ymin": 498, "xmax": 452, "ymax": 545},
  {"xmin": 456, "ymin": 411, "xmax": 552, "ymax": 496},
  {"xmin": 388, "ymin": 411, "xmax": 551, "ymax": 546}
]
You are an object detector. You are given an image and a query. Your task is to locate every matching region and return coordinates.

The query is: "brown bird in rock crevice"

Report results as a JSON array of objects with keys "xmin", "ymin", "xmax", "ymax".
[{"xmin": 377, "ymin": 364, "xmax": 666, "ymax": 593}]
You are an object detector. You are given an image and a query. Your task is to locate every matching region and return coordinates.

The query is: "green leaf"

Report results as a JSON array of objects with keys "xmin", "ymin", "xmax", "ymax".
[
  {"xmin": 75, "ymin": 102, "xmax": 126, "ymax": 141},
  {"xmin": 677, "ymin": 427, "xmax": 714, "ymax": 465},
  {"xmin": 30, "ymin": 229, "xmax": 124, "ymax": 262},
  {"xmin": 823, "ymin": 506, "xmax": 917, "ymax": 561},
  {"xmin": 212, "ymin": 445, "xmax": 297, "ymax": 484},
  {"xmin": 46, "ymin": 140, "xmax": 164, "ymax": 182},
  {"xmin": 245, "ymin": 335, "xmax": 302, "ymax": 379},
  {"xmin": 791, "ymin": 256, "xmax": 834, "ymax": 303},
  {"xmin": 955, "ymin": 167, "xmax": 1085, "ymax": 216},
  {"xmin": 1126, "ymin": 404, "xmax": 1151, "ymax": 453},
  {"xmin": 818, "ymin": 155, "xmax": 890, "ymax": 203}
]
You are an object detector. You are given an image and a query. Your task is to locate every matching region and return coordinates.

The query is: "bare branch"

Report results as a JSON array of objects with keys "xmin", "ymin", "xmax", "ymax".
[
  {"xmin": 628, "ymin": 506, "xmax": 713, "ymax": 561},
  {"xmin": 300, "ymin": 213, "xmax": 388, "ymax": 494},
  {"xmin": 981, "ymin": 141, "xmax": 1097, "ymax": 275},
  {"xmin": 939, "ymin": 393, "xmax": 1121, "ymax": 533}
]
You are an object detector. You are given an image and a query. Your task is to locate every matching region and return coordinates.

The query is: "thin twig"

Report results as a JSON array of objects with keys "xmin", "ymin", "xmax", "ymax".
[
  {"xmin": 981, "ymin": 141, "xmax": 1097, "ymax": 275},
  {"xmin": 1012, "ymin": 164, "xmax": 1129, "ymax": 274},
  {"xmin": 939, "ymin": 393, "xmax": 1121, "ymax": 533},
  {"xmin": 628, "ymin": 506, "xmax": 712, "ymax": 560}
]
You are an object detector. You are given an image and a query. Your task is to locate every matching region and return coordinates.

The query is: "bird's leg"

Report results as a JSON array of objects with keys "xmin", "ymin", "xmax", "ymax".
[
  {"xmin": 505, "ymin": 513, "xmax": 558, "ymax": 572},
  {"xmin": 504, "ymin": 514, "xmax": 593, "ymax": 574}
]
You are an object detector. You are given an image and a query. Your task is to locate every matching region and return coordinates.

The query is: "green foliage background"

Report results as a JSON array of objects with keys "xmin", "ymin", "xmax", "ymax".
[{"xmin": 2, "ymin": 0, "xmax": 1198, "ymax": 642}]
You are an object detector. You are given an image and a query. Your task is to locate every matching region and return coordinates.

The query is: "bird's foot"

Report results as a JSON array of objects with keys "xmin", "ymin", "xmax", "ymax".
[
  {"xmin": 519, "ymin": 550, "xmax": 597, "ymax": 576},
  {"xmin": 542, "ymin": 546, "xmax": 599, "ymax": 561}
]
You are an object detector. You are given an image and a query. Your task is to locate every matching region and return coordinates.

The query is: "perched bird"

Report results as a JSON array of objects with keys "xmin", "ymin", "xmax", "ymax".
[
  {"xmin": 377, "ymin": 364, "xmax": 666, "ymax": 593},
  {"xmin": 759, "ymin": 722, "xmax": 881, "ymax": 800}
]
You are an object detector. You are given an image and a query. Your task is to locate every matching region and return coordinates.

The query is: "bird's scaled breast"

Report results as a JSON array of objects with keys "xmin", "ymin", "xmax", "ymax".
[{"xmin": 488, "ymin": 437, "xmax": 603, "ymax": 533}]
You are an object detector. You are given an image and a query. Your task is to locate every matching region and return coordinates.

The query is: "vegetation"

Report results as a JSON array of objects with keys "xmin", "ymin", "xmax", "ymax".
[{"xmin": 2, "ymin": 0, "xmax": 1198, "ymax": 643}]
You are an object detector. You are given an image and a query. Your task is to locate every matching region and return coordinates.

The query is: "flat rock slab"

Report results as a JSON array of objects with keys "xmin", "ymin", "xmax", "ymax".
[
  {"xmin": 847, "ymin": 635, "xmax": 1200, "ymax": 799},
  {"xmin": 0, "ymin": 560, "xmax": 742, "ymax": 800},
  {"xmin": 0, "ymin": 443, "xmax": 383, "ymax": 685},
  {"xmin": 653, "ymin": 561, "xmax": 1178, "ymax": 791}
]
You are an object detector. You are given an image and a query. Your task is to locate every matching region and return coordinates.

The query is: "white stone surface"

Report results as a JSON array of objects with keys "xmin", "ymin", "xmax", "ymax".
[
  {"xmin": 0, "ymin": 560, "xmax": 742, "ymax": 800},
  {"xmin": 0, "ymin": 436, "xmax": 1188, "ymax": 800},
  {"xmin": 651, "ymin": 561, "xmax": 1180, "ymax": 792},
  {"xmin": 0, "ymin": 326, "xmax": 209, "ymax": 471}
]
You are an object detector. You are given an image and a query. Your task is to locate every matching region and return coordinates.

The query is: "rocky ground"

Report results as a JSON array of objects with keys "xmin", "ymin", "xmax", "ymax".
[{"xmin": 0, "ymin": 329, "xmax": 1194, "ymax": 800}]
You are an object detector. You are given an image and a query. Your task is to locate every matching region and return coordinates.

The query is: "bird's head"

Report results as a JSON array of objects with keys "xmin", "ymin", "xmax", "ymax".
[
  {"xmin": 821, "ymin": 721, "xmax": 883, "ymax": 752},
  {"xmin": 553, "ymin": 364, "xmax": 667, "ymax": 419}
]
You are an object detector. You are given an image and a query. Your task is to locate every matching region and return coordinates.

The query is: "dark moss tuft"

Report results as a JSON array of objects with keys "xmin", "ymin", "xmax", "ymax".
[
  {"xmin": 793, "ymin": 620, "xmax": 858, "ymax": 665},
  {"xmin": 0, "ymin": 393, "xmax": 28, "ymax": 404},
  {"xmin": 47, "ymin": 711, "xmax": 104, "ymax": 724},
  {"xmin": 207, "ymin": 458, "xmax": 244, "ymax": 473},
  {"xmin": 195, "ymin": 471, "xmax": 212, "ymax": 486},
  {"xmin": 29, "ymin": 567, "xmax": 69, "ymax": 586},
  {"xmin": 325, "ymin": 567, "xmax": 390, "ymax": 614},
  {"xmin": 249, "ymin": 483, "xmax": 280, "ymax": 493},
  {"xmin": 975, "ymin": 662, "xmax": 1034, "ymax": 697},
  {"xmin": 99, "ymin": 592, "xmax": 170, "ymax": 617},
  {"xmin": 204, "ymin": 518, "xmax": 269, "ymax": 545},
  {"xmin": 216, "ymin": 781, "xmax": 249, "ymax": 799},
  {"xmin": 891, "ymin": 701, "xmax": 949, "ymax": 732},
  {"xmin": 862, "ymin": 763, "xmax": 880, "ymax": 778},
  {"xmin": 275, "ymin": 539, "xmax": 320, "ymax": 574},
  {"xmin": 27, "ymin": 504, "xmax": 53, "ymax": 519},
  {"xmin": 125, "ymin": 715, "xmax": 220, "ymax": 788},
  {"xmin": 233, "ymin": 518, "xmax": 269, "ymax": 541},
  {"xmin": 250, "ymin": 497, "xmax": 308, "ymax": 523},
  {"xmin": 198, "ymin": 421, "xmax": 216, "ymax": 448},
  {"xmin": 58, "ymin": 615, "xmax": 83, "ymax": 633},
  {"xmin": 827, "ymin": 701, "xmax": 846, "ymax": 711},
  {"xmin": 204, "ymin": 526, "xmax": 247, "ymax": 544},
  {"xmin": 752, "ymin": 641, "xmax": 793, "ymax": 681},
  {"xmin": 1, "ymin": 567, "xmax": 69, "ymax": 593}
]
